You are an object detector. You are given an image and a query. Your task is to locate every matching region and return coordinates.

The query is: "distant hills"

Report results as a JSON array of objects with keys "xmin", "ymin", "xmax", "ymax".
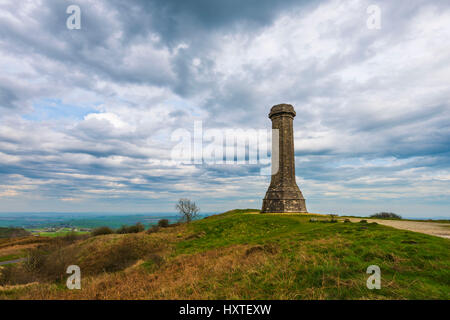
[{"xmin": 0, "ymin": 213, "xmax": 212, "ymax": 229}]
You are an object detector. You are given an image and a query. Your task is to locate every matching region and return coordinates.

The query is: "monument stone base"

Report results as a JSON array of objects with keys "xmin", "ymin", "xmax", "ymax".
[{"xmin": 261, "ymin": 199, "xmax": 307, "ymax": 213}]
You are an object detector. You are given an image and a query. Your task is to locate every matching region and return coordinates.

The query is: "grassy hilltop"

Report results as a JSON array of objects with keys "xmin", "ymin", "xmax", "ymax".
[{"xmin": 0, "ymin": 209, "xmax": 449, "ymax": 299}]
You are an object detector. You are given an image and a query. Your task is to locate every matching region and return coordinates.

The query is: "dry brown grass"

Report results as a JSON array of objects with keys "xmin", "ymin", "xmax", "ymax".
[
  {"xmin": 0, "ymin": 282, "xmax": 39, "ymax": 292},
  {"xmin": 13, "ymin": 244, "xmax": 278, "ymax": 300},
  {"xmin": 0, "ymin": 225, "xmax": 187, "ymax": 289},
  {"xmin": 1, "ymin": 212, "xmax": 448, "ymax": 300},
  {"xmin": 0, "ymin": 237, "xmax": 51, "ymax": 249},
  {"xmin": 5, "ymin": 232, "xmax": 373, "ymax": 300},
  {"xmin": 0, "ymin": 243, "xmax": 41, "ymax": 257}
]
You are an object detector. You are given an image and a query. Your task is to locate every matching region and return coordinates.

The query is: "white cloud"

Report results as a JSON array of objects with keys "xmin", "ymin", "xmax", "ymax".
[{"xmin": 0, "ymin": 0, "xmax": 449, "ymax": 216}]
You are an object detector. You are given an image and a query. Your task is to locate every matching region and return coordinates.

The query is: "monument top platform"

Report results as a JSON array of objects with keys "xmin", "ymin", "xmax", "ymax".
[{"xmin": 269, "ymin": 103, "xmax": 296, "ymax": 119}]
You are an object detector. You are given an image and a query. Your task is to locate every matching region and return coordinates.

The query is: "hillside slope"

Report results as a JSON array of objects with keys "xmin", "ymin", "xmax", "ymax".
[
  {"xmin": 0, "ymin": 210, "xmax": 449, "ymax": 299},
  {"xmin": 0, "ymin": 228, "xmax": 31, "ymax": 239}
]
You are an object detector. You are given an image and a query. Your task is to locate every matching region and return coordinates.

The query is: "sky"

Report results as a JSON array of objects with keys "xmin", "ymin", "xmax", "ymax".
[{"xmin": 0, "ymin": 0, "xmax": 449, "ymax": 218}]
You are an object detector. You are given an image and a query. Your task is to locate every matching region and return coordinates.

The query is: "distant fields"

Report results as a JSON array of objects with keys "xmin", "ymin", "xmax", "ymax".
[
  {"xmin": 0, "ymin": 214, "xmax": 211, "ymax": 239},
  {"xmin": 0, "ymin": 213, "xmax": 193, "ymax": 230},
  {"xmin": 30, "ymin": 228, "xmax": 90, "ymax": 238}
]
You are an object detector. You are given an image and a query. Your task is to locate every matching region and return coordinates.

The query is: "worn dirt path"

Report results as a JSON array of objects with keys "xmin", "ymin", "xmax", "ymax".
[{"xmin": 345, "ymin": 218, "xmax": 450, "ymax": 239}]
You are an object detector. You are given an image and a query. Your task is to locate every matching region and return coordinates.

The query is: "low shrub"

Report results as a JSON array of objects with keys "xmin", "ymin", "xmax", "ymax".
[
  {"xmin": 1, "ymin": 244, "xmax": 77, "ymax": 284},
  {"xmin": 370, "ymin": 212, "xmax": 402, "ymax": 219},
  {"xmin": 116, "ymin": 223, "xmax": 145, "ymax": 234},
  {"xmin": 91, "ymin": 226, "xmax": 114, "ymax": 236},
  {"xmin": 167, "ymin": 222, "xmax": 182, "ymax": 228},
  {"xmin": 146, "ymin": 225, "xmax": 160, "ymax": 234},
  {"xmin": 39, "ymin": 245, "xmax": 79, "ymax": 282},
  {"xmin": 329, "ymin": 214, "xmax": 338, "ymax": 222},
  {"xmin": 312, "ymin": 218, "xmax": 338, "ymax": 223},
  {"xmin": 0, "ymin": 264, "xmax": 37, "ymax": 285},
  {"xmin": 0, "ymin": 231, "xmax": 165, "ymax": 285},
  {"xmin": 23, "ymin": 248, "xmax": 45, "ymax": 273},
  {"xmin": 158, "ymin": 219, "xmax": 169, "ymax": 228},
  {"xmin": 81, "ymin": 234, "xmax": 163, "ymax": 274},
  {"xmin": 0, "ymin": 227, "xmax": 31, "ymax": 238}
]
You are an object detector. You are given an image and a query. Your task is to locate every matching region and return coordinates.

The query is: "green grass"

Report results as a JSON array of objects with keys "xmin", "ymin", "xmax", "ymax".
[
  {"xmin": 34, "ymin": 229, "xmax": 89, "ymax": 238},
  {"xmin": 0, "ymin": 254, "xmax": 22, "ymax": 263},
  {"xmin": 174, "ymin": 210, "xmax": 450, "ymax": 299},
  {"xmin": 1, "ymin": 209, "xmax": 448, "ymax": 300}
]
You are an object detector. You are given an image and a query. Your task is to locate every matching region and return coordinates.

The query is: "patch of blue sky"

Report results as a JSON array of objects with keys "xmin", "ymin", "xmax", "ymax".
[{"xmin": 24, "ymin": 98, "xmax": 101, "ymax": 122}]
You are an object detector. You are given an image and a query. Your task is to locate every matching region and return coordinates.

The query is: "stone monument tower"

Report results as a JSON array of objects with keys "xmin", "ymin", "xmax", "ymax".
[{"xmin": 261, "ymin": 104, "xmax": 307, "ymax": 213}]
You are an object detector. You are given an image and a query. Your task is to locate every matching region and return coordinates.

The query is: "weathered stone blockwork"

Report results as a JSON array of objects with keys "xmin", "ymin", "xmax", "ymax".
[{"xmin": 261, "ymin": 104, "xmax": 307, "ymax": 213}]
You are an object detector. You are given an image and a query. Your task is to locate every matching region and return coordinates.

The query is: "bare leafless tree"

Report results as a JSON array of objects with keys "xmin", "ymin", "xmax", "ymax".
[{"xmin": 176, "ymin": 198, "xmax": 199, "ymax": 223}]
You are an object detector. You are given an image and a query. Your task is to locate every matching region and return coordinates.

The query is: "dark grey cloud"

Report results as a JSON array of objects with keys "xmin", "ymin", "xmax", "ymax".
[{"xmin": 112, "ymin": 0, "xmax": 316, "ymax": 43}]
